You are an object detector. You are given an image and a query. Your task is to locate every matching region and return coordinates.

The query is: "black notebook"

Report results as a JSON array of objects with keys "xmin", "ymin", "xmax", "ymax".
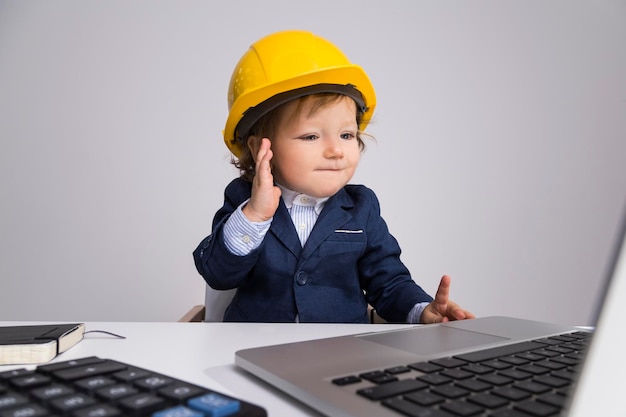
[{"xmin": 0, "ymin": 323, "xmax": 85, "ymax": 365}]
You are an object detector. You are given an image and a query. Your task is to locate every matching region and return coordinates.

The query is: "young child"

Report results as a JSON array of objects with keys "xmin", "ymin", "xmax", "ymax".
[{"xmin": 194, "ymin": 30, "xmax": 474, "ymax": 323}]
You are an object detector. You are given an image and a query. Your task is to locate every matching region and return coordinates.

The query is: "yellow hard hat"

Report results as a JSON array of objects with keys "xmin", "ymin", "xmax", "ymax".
[{"xmin": 224, "ymin": 30, "xmax": 376, "ymax": 157}]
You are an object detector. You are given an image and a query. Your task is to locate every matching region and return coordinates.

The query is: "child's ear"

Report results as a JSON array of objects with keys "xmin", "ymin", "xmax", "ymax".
[{"xmin": 247, "ymin": 136, "xmax": 261, "ymax": 162}]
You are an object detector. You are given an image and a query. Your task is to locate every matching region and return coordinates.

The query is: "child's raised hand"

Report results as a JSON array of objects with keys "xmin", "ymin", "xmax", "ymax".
[
  {"xmin": 420, "ymin": 275, "xmax": 476, "ymax": 324},
  {"xmin": 243, "ymin": 138, "xmax": 282, "ymax": 222}
]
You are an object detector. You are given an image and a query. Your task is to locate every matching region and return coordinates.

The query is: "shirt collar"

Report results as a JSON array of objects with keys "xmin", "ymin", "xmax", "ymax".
[{"xmin": 277, "ymin": 183, "xmax": 329, "ymax": 215}]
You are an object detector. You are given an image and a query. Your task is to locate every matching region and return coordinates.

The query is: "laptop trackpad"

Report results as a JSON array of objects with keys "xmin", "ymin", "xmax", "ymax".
[{"xmin": 360, "ymin": 325, "xmax": 508, "ymax": 356}]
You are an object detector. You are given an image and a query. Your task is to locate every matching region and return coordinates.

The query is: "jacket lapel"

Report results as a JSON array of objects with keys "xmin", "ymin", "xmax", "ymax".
[
  {"xmin": 300, "ymin": 189, "xmax": 354, "ymax": 260},
  {"xmin": 268, "ymin": 188, "xmax": 356, "ymax": 261},
  {"xmin": 269, "ymin": 200, "xmax": 302, "ymax": 257}
]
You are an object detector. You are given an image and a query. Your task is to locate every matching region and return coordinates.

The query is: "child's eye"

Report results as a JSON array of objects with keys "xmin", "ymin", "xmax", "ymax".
[
  {"xmin": 299, "ymin": 134, "xmax": 318, "ymax": 141},
  {"xmin": 340, "ymin": 132, "xmax": 356, "ymax": 140}
]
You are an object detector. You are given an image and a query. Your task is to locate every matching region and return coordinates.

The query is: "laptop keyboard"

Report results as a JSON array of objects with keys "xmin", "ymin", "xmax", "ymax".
[
  {"xmin": 332, "ymin": 331, "xmax": 592, "ymax": 417},
  {"xmin": 0, "ymin": 356, "xmax": 266, "ymax": 417}
]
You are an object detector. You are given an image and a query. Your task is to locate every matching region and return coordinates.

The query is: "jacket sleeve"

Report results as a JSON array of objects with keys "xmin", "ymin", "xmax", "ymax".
[
  {"xmin": 355, "ymin": 187, "xmax": 434, "ymax": 322},
  {"xmin": 193, "ymin": 179, "xmax": 262, "ymax": 290}
]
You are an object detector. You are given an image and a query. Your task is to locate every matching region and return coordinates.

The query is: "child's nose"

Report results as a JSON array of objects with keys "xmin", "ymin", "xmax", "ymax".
[{"xmin": 323, "ymin": 136, "xmax": 344, "ymax": 159}]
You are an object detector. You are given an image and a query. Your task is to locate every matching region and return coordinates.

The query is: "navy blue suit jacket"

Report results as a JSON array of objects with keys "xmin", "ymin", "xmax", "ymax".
[{"xmin": 193, "ymin": 178, "xmax": 433, "ymax": 323}]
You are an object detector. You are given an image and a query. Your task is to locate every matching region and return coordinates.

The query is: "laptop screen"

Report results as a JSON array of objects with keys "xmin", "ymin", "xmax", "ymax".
[{"xmin": 567, "ymin": 204, "xmax": 626, "ymax": 416}]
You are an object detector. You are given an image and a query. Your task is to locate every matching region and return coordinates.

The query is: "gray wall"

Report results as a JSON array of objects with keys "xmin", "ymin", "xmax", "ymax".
[{"xmin": 1, "ymin": 0, "xmax": 624, "ymax": 326}]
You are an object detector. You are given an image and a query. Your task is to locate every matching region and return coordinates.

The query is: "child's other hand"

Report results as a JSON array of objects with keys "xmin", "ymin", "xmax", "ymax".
[
  {"xmin": 243, "ymin": 138, "xmax": 282, "ymax": 222},
  {"xmin": 420, "ymin": 275, "xmax": 475, "ymax": 324}
]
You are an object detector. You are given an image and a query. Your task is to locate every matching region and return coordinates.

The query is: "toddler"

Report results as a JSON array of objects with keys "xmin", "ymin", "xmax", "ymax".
[{"xmin": 194, "ymin": 30, "xmax": 474, "ymax": 323}]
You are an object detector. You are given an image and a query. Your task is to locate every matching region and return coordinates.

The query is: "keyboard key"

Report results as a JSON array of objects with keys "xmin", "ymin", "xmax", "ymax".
[
  {"xmin": 514, "ymin": 399, "xmax": 559, "ymax": 416},
  {"xmin": 481, "ymin": 360, "xmax": 511, "ymax": 370},
  {"xmin": 331, "ymin": 375, "xmax": 361, "ymax": 386},
  {"xmin": 158, "ymin": 384, "xmax": 207, "ymax": 402},
  {"xmin": 370, "ymin": 374, "xmax": 398, "ymax": 384},
  {"xmin": 440, "ymin": 369, "xmax": 473, "ymax": 380},
  {"xmin": 534, "ymin": 338, "xmax": 561, "ymax": 346},
  {"xmin": 430, "ymin": 358, "xmax": 467, "ymax": 368},
  {"xmin": 153, "ymin": 405, "xmax": 204, "ymax": 417},
  {"xmin": 417, "ymin": 373, "xmax": 452, "ymax": 385},
  {"xmin": 119, "ymin": 392, "xmax": 166, "ymax": 414},
  {"xmin": 551, "ymin": 369, "xmax": 577, "ymax": 381},
  {"xmin": 549, "ymin": 356, "xmax": 580, "ymax": 366},
  {"xmin": 461, "ymin": 364, "xmax": 494, "ymax": 375},
  {"xmin": 404, "ymin": 390, "xmax": 445, "ymax": 406},
  {"xmin": 383, "ymin": 397, "xmax": 453, "ymax": 417},
  {"xmin": 467, "ymin": 393, "xmax": 509, "ymax": 409},
  {"xmin": 96, "ymin": 384, "xmax": 138, "ymax": 401},
  {"xmin": 565, "ymin": 351, "xmax": 585, "ymax": 361},
  {"xmin": 53, "ymin": 361, "xmax": 128, "ymax": 381},
  {"xmin": 455, "ymin": 378, "xmax": 492, "ymax": 392},
  {"xmin": 430, "ymin": 384, "xmax": 469, "ymax": 399},
  {"xmin": 515, "ymin": 381, "xmax": 552, "ymax": 395},
  {"xmin": 0, "ymin": 403, "xmax": 49, "ymax": 417},
  {"xmin": 534, "ymin": 360, "xmax": 566, "ymax": 371},
  {"xmin": 477, "ymin": 374, "xmax": 513, "ymax": 386},
  {"xmin": 440, "ymin": 400, "xmax": 484, "ymax": 416},
  {"xmin": 491, "ymin": 409, "xmax": 535, "ymax": 417},
  {"xmin": 546, "ymin": 346, "xmax": 574, "ymax": 355},
  {"xmin": 498, "ymin": 369, "xmax": 532, "ymax": 380},
  {"xmin": 0, "ymin": 370, "xmax": 33, "ymax": 381},
  {"xmin": 49, "ymin": 393, "xmax": 96, "ymax": 413},
  {"xmin": 0, "ymin": 393, "xmax": 29, "ymax": 411},
  {"xmin": 9, "ymin": 374, "xmax": 51, "ymax": 390},
  {"xmin": 565, "ymin": 342, "xmax": 587, "ymax": 351},
  {"xmin": 532, "ymin": 349, "xmax": 560, "ymax": 358},
  {"xmin": 408, "ymin": 362, "xmax": 443, "ymax": 373},
  {"xmin": 359, "ymin": 370, "xmax": 397, "ymax": 384},
  {"xmin": 537, "ymin": 393, "xmax": 567, "ymax": 408},
  {"xmin": 30, "ymin": 383, "xmax": 75, "ymax": 401},
  {"xmin": 385, "ymin": 366, "xmax": 411, "ymax": 375},
  {"xmin": 188, "ymin": 393, "xmax": 240, "ymax": 417},
  {"xmin": 134, "ymin": 375, "xmax": 173, "ymax": 390},
  {"xmin": 549, "ymin": 334, "xmax": 579, "ymax": 343},
  {"xmin": 515, "ymin": 352, "xmax": 545, "ymax": 362},
  {"xmin": 357, "ymin": 379, "xmax": 427, "ymax": 401},
  {"xmin": 492, "ymin": 387, "xmax": 531, "ymax": 401},
  {"xmin": 517, "ymin": 364, "xmax": 550, "ymax": 375},
  {"xmin": 499, "ymin": 356, "xmax": 529, "ymax": 366},
  {"xmin": 73, "ymin": 403, "xmax": 122, "ymax": 417},
  {"xmin": 113, "ymin": 368, "xmax": 151, "ymax": 382},
  {"xmin": 533, "ymin": 375, "xmax": 570, "ymax": 388},
  {"xmin": 75, "ymin": 376, "xmax": 116, "ymax": 392},
  {"xmin": 38, "ymin": 356, "xmax": 105, "ymax": 373}
]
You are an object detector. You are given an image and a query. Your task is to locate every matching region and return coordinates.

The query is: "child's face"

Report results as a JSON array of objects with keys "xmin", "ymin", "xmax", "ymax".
[{"xmin": 269, "ymin": 96, "xmax": 361, "ymax": 198}]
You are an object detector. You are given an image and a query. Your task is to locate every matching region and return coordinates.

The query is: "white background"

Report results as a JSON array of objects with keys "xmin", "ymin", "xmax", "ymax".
[{"xmin": 1, "ymin": 0, "xmax": 624, "ymax": 325}]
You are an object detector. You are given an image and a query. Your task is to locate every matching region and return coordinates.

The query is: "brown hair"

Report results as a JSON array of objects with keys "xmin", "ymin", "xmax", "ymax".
[{"xmin": 232, "ymin": 93, "xmax": 369, "ymax": 182}]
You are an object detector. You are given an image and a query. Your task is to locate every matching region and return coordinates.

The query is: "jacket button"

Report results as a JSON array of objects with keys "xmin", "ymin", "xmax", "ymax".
[{"xmin": 296, "ymin": 271, "xmax": 308, "ymax": 286}]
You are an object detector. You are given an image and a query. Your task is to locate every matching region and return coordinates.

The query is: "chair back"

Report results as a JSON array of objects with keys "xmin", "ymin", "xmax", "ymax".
[{"xmin": 203, "ymin": 286, "xmax": 236, "ymax": 321}]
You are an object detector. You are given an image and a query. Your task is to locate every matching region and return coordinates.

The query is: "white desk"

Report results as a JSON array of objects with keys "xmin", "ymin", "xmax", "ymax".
[{"xmin": 1, "ymin": 322, "xmax": 409, "ymax": 416}]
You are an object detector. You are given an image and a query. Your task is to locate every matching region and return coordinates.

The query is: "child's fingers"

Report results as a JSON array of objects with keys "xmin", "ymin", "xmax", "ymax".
[
  {"xmin": 255, "ymin": 139, "xmax": 274, "ymax": 184},
  {"xmin": 245, "ymin": 138, "xmax": 280, "ymax": 222},
  {"xmin": 433, "ymin": 275, "xmax": 451, "ymax": 312},
  {"xmin": 255, "ymin": 139, "xmax": 268, "ymax": 167}
]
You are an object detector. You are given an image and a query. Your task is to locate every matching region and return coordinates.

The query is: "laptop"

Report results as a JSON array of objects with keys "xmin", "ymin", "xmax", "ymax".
[{"xmin": 235, "ymin": 206, "xmax": 626, "ymax": 417}]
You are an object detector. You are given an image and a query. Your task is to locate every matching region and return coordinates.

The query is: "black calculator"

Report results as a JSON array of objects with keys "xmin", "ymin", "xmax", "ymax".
[{"xmin": 0, "ymin": 356, "xmax": 267, "ymax": 417}]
